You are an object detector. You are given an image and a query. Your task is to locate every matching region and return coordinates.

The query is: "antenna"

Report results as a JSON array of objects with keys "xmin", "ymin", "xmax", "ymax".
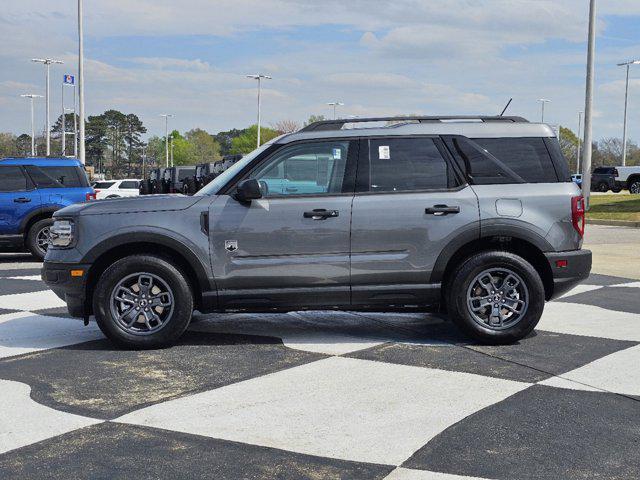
[{"xmin": 499, "ymin": 98, "xmax": 513, "ymax": 117}]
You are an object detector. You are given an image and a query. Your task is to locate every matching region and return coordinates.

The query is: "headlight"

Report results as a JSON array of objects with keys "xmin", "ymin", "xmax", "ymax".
[{"xmin": 50, "ymin": 219, "xmax": 75, "ymax": 248}]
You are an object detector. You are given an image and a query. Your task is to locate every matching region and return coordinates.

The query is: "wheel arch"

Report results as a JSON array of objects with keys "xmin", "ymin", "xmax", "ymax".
[
  {"xmin": 21, "ymin": 207, "xmax": 58, "ymax": 238},
  {"xmin": 433, "ymin": 233, "xmax": 554, "ymax": 301},
  {"xmin": 83, "ymin": 233, "xmax": 214, "ymax": 315}
]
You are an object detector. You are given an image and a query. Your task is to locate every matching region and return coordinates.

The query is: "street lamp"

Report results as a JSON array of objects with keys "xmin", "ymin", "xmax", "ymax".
[
  {"xmin": 576, "ymin": 111, "xmax": 583, "ymax": 175},
  {"xmin": 581, "ymin": 0, "xmax": 597, "ymax": 208},
  {"xmin": 617, "ymin": 59, "xmax": 640, "ymax": 166},
  {"xmin": 20, "ymin": 94, "xmax": 44, "ymax": 156},
  {"xmin": 246, "ymin": 74, "xmax": 272, "ymax": 148},
  {"xmin": 159, "ymin": 114, "xmax": 173, "ymax": 167},
  {"xmin": 327, "ymin": 101, "xmax": 344, "ymax": 120},
  {"xmin": 78, "ymin": 0, "xmax": 86, "ymax": 165},
  {"xmin": 537, "ymin": 99, "xmax": 551, "ymax": 123},
  {"xmin": 32, "ymin": 58, "xmax": 63, "ymax": 156}
]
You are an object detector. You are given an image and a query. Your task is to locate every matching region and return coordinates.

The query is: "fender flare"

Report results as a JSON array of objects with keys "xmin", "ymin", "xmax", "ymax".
[{"xmin": 19, "ymin": 207, "xmax": 58, "ymax": 234}]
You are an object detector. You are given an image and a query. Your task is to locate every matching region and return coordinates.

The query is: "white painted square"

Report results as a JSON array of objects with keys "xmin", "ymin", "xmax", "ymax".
[
  {"xmin": 0, "ymin": 311, "xmax": 103, "ymax": 359},
  {"xmin": 0, "ymin": 379, "xmax": 102, "ymax": 454},
  {"xmin": 540, "ymin": 345, "xmax": 640, "ymax": 396},
  {"xmin": 117, "ymin": 357, "xmax": 529, "ymax": 465},
  {"xmin": 5, "ymin": 275, "xmax": 43, "ymax": 281},
  {"xmin": 538, "ymin": 302, "xmax": 640, "ymax": 342},
  {"xmin": 384, "ymin": 468, "xmax": 492, "ymax": 480},
  {"xmin": 0, "ymin": 290, "xmax": 66, "ymax": 311}
]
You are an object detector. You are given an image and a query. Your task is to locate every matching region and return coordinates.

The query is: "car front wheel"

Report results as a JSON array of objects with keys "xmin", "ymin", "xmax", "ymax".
[
  {"xmin": 630, "ymin": 181, "xmax": 640, "ymax": 195},
  {"xmin": 446, "ymin": 251, "xmax": 545, "ymax": 344},
  {"xmin": 93, "ymin": 255, "xmax": 194, "ymax": 348},
  {"xmin": 27, "ymin": 218, "xmax": 54, "ymax": 261}
]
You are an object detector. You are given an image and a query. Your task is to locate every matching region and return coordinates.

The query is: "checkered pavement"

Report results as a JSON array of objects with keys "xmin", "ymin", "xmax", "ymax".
[{"xmin": 0, "ymin": 255, "xmax": 639, "ymax": 479}]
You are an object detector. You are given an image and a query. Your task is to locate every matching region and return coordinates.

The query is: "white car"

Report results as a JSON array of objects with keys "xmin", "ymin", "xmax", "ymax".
[
  {"xmin": 93, "ymin": 179, "xmax": 141, "ymax": 199},
  {"xmin": 613, "ymin": 167, "xmax": 640, "ymax": 194}
]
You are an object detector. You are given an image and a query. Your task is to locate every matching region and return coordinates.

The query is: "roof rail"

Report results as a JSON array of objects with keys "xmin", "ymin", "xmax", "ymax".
[{"xmin": 300, "ymin": 115, "xmax": 529, "ymax": 132}]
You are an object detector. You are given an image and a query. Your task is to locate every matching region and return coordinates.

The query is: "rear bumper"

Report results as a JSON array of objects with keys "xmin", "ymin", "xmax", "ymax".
[
  {"xmin": 42, "ymin": 261, "xmax": 91, "ymax": 318},
  {"xmin": 545, "ymin": 249, "xmax": 592, "ymax": 300}
]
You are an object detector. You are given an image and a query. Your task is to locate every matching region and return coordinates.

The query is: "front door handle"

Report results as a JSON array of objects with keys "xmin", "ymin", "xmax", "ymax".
[
  {"xmin": 303, "ymin": 209, "xmax": 339, "ymax": 220},
  {"xmin": 13, "ymin": 197, "xmax": 31, "ymax": 203},
  {"xmin": 425, "ymin": 205, "xmax": 460, "ymax": 216}
]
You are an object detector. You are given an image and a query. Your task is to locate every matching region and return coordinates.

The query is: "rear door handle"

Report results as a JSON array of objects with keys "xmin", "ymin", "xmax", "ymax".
[
  {"xmin": 425, "ymin": 205, "xmax": 460, "ymax": 216},
  {"xmin": 303, "ymin": 209, "xmax": 339, "ymax": 220},
  {"xmin": 13, "ymin": 197, "xmax": 31, "ymax": 203}
]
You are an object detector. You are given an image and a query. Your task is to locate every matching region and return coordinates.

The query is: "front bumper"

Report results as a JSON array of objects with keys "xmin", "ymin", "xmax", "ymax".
[
  {"xmin": 42, "ymin": 261, "xmax": 91, "ymax": 318},
  {"xmin": 545, "ymin": 249, "xmax": 592, "ymax": 300}
]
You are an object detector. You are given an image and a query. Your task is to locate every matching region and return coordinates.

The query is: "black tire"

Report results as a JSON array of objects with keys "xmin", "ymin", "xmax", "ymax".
[
  {"xmin": 93, "ymin": 255, "xmax": 194, "ymax": 348},
  {"xmin": 612, "ymin": 186, "xmax": 622, "ymax": 193},
  {"xmin": 597, "ymin": 182, "xmax": 609, "ymax": 193},
  {"xmin": 26, "ymin": 217, "xmax": 54, "ymax": 261},
  {"xmin": 446, "ymin": 251, "xmax": 545, "ymax": 345},
  {"xmin": 630, "ymin": 181, "xmax": 640, "ymax": 195},
  {"xmin": 106, "ymin": 195, "xmax": 120, "ymax": 199}
]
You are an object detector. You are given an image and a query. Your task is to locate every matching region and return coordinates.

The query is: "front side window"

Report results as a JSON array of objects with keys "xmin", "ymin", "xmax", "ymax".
[
  {"xmin": 250, "ymin": 141, "xmax": 349, "ymax": 197},
  {"xmin": 368, "ymin": 137, "xmax": 450, "ymax": 192},
  {"xmin": 0, "ymin": 166, "xmax": 27, "ymax": 192}
]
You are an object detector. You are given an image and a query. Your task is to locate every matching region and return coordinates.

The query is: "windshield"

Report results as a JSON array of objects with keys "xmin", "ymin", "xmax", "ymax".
[{"xmin": 196, "ymin": 140, "xmax": 279, "ymax": 196}]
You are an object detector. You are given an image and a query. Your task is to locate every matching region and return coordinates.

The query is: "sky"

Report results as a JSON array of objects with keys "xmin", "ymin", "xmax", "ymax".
[{"xmin": 1, "ymin": 0, "xmax": 640, "ymax": 142}]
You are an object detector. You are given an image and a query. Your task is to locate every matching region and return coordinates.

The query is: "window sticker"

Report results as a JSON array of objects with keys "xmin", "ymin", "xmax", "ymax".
[
  {"xmin": 378, "ymin": 145, "xmax": 390, "ymax": 160},
  {"xmin": 332, "ymin": 148, "xmax": 342, "ymax": 160}
]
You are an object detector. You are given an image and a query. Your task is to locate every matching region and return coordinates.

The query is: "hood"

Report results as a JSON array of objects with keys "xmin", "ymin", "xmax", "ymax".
[{"xmin": 55, "ymin": 194, "xmax": 202, "ymax": 217}]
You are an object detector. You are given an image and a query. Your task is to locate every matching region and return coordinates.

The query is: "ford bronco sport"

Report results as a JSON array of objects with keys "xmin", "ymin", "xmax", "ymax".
[{"xmin": 43, "ymin": 116, "xmax": 592, "ymax": 348}]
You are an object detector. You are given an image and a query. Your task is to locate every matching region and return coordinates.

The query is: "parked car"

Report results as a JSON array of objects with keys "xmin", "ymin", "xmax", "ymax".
[
  {"xmin": 571, "ymin": 174, "xmax": 582, "ymax": 187},
  {"xmin": 162, "ymin": 166, "xmax": 196, "ymax": 194},
  {"xmin": 139, "ymin": 168, "xmax": 166, "ymax": 195},
  {"xmin": 613, "ymin": 166, "xmax": 640, "ymax": 194},
  {"xmin": 0, "ymin": 157, "xmax": 95, "ymax": 260},
  {"xmin": 590, "ymin": 167, "xmax": 620, "ymax": 193},
  {"xmin": 43, "ymin": 115, "xmax": 591, "ymax": 348},
  {"xmin": 93, "ymin": 179, "xmax": 141, "ymax": 199},
  {"xmin": 182, "ymin": 163, "xmax": 216, "ymax": 195}
]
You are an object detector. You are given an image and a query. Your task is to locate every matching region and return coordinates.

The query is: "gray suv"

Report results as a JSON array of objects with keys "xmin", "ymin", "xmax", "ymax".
[{"xmin": 43, "ymin": 116, "xmax": 592, "ymax": 348}]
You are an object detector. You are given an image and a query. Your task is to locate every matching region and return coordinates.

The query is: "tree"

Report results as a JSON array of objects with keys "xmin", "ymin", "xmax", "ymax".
[
  {"xmin": 123, "ymin": 114, "xmax": 147, "ymax": 176},
  {"xmin": 167, "ymin": 130, "xmax": 196, "ymax": 166},
  {"xmin": 16, "ymin": 134, "xmax": 32, "ymax": 156},
  {"xmin": 214, "ymin": 128, "xmax": 246, "ymax": 156},
  {"xmin": 0, "ymin": 133, "xmax": 17, "ymax": 157},
  {"xmin": 185, "ymin": 128, "xmax": 221, "ymax": 163},
  {"xmin": 85, "ymin": 114, "xmax": 109, "ymax": 171},
  {"xmin": 273, "ymin": 119, "xmax": 300, "ymax": 134},
  {"xmin": 304, "ymin": 115, "xmax": 325, "ymax": 127},
  {"xmin": 559, "ymin": 126, "xmax": 579, "ymax": 173},
  {"xmin": 230, "ymin": 125, "xmax": 280, "ymax": 154}
]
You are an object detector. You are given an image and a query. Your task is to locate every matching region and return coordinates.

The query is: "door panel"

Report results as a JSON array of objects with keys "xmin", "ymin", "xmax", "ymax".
[
  {"xmin": 209, "ymin": 195, "xmax": 353, "ymax": 309},
  {"xmin": 350, "ymin": 187, "xmax": 479, "ymax": 305},
  {"xmin": 0, "ymin": 166, "xmax": 40, "ymax": 235}
]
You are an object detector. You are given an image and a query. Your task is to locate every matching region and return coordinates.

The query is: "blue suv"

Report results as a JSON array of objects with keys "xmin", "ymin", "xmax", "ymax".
[{"xmin": 0, "ymin": 157, "xmax": 95, "ymax": 260}]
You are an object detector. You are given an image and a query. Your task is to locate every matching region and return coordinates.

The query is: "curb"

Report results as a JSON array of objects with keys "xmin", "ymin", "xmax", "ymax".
[{"xmin": 587, "ymin": 219, "xmax": 640, "ymax": 228}]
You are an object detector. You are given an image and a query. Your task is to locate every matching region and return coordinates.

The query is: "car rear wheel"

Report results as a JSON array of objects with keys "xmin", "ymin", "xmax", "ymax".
[
  {"xmin": 630, "ymin": 181, "xmax": 640, "ymax": 195},
  {"xmin": 93, "ymin": 255, "xmax": 194, "ymax": 348},
  {"xmin": 597, "ymin": 182, "xmax": 609, "ymax": 192},
  {"xmin": 446, "ymin": 251, "xmax": 545, "ymax": 344},
  {"xmin": 26, "ymin": 218, "xmax": 54, "ymax": 261}
]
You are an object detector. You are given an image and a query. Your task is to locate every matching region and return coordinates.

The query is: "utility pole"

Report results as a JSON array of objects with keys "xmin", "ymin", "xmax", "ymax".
[
  {"xmin": 537, "ymin": 99, "xmax": 551, "ymax": 123},
  {"xmin": 246, "ymin": 74, "xmax": 272, "ymax": 148},
  {"xmin": 618, "ymin": 60, "xmax": 640, "ymax": 167},
  {"xmin": 327, "ymin": 101, "xmax": 344, "ymax": 120},
  {"xmin": 160, "ymin": 114, "xmax": 173, "ymax": 167},
  {"xmin": 32, "ymin": 58, "xmax": 64, "ymax": 156},
  {"xmin": 582, "ymin": 0, "xmax": 597, "ymax": 208},
  {"xmin": 577, "ymin": 111, "xmax": 583, "ymax": 175},
  {"xmin": 170, "ymin": 134, "xmax": 174, "ymax": 167},
  {"xmin": 78, "ymin": 0, "xmax": 86, "ymax": 165},
  {"xmin": 20, "ymin": 94, "xmax": 43, "ymax": 156}
]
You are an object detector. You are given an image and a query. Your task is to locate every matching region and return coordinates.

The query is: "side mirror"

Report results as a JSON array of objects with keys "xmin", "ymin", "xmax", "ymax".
[{"xmin": 235, "ymin": 178, "xmax": 262, "ymax": 202}]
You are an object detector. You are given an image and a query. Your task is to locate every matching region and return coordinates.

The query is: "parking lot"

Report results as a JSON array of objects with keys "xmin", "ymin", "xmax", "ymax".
[{"xmin": 0, "ymin": 225, "xmax": 636, "ymax": 479}]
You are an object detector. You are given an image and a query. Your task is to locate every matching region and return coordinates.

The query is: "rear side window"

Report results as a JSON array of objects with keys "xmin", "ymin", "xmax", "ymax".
[
  {"xmin": 368, "ymin": 138, "xmax": 451, "ymax": 192},
  {"xmin": 0, "ymin": 166, "xmax": 27, "ymax": 192},
  {"xmin": 119, "ymin": 181, "xmax": 139, "ymax": 189},
  {"xmin": 94, "ymin": 181, "xmax": 115, "ymax": 189},
  {"xmin": 39, "ymin": 166, "xmax": 89, "ymax": 187},
  {"xmin": 24, "ymin": 166, "xmax": 62, "ymax": 188},
  {"xmin": 472, "ymin": 137, "xmax": 559, "ymax": 183}
]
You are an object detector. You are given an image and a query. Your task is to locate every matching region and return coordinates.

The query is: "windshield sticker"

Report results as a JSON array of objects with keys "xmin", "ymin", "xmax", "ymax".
[
  {"xmin": 379, "ymin": 145, "xmax": 390, "ymax": 160},
  {"xmin": 332, "ymin": 148, "xmax": 342, "ymax": 160}
]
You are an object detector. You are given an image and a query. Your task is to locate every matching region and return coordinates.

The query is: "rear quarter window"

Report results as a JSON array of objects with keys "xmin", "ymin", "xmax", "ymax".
[
  {"xmin": 94, "ymin": 181, "xmax": 116, "ymax": 189},
  {"xmin": 472, "ymin": 137, "xmax": 559, "ymax": 183}
]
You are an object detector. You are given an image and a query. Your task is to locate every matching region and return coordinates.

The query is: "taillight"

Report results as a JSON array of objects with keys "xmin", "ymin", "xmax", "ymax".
[
  {"xmin": 86, "ymin": 192, "xmax": 96, "ymax": 202},
  {"xmin": 571, "ymin": 196, "xmax": 585, "ymax": 237}
]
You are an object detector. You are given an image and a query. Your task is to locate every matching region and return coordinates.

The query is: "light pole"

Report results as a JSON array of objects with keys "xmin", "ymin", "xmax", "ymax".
[
  {"xmin": 160, "ymin": 114, "xmax": 173, "ymax": 167},
  {"xmin": 170, "ymin": 134, "xmax": 174, "ymax": 167},
  {"xmin": 77, "ymin": 0, "xmax": 86, "ymax": 165},
  {"xmin": 577, "ymin": 111, "xmax": 583, "ymax": 175},
  {"xmin": 327, "ymin": 102, "xmax": 344, "ymax": 120},
  {"xmin": 32, "ymin": 58, "xmax": 64, "ymax": 156},
  {"xmin": 582, "ymin": 0, "xmax": 597, "ymax": 208},
  {"xmin": 20, "ymin": 94, "xmax": 43, "ymax": 156},
  {"xmin": 64, "ymin": 107, "xmax": 78, "ymax": 158},
  {"xmin": 246, "ymin": 74, "xmax": 271, "ymax": 148},
  {"xmin": 618, "ymin": 60, "xmax": 640, "ymax": 167},
  {"xmin": 537, "ymin": 99, "xmax": 551, "ymax": 123},
  {"xmin": 61, "ymin": 82, "xmax": 76, "ymax": 156}
]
